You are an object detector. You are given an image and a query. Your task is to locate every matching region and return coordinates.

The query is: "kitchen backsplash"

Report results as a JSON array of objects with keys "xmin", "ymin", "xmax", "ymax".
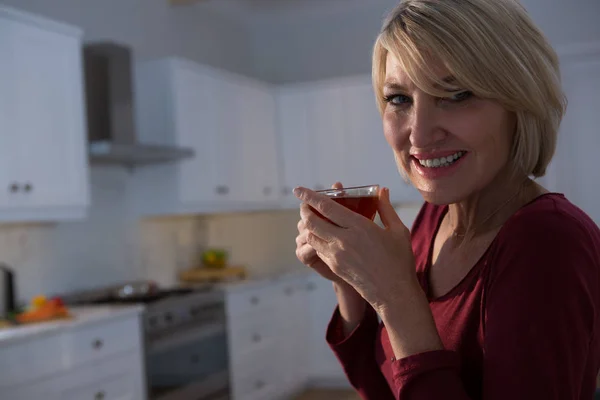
[{"xmin": 1, "ymin": 165, "xmax": 421, "ymax": 303}]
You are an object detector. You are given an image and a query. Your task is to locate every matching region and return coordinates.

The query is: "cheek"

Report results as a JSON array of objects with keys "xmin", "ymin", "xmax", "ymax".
[{"xmin": 383, "ymin": 112, "xmax": 409, "ymax": 151}]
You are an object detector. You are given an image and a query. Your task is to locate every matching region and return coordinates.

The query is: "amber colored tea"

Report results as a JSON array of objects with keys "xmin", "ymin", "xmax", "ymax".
[
  {"xmin": 312, "ymin": 195, "xmax": 379, "ymax": 223},
  {"xmin": 332, "ymin": 196, "xmax": 379, "ymax": 220}
]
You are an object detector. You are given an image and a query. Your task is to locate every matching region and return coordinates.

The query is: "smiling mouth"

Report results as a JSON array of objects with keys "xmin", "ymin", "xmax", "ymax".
[{"xmin": 415, "ymin": 151, "xmax": 466, "ymax": 168}]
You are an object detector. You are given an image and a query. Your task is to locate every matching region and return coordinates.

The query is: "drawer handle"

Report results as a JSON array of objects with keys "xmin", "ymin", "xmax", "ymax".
[
  {"xmin": 255, "ymin": 380, "xmax": 265, "ymax": 390},
  {"xmin": 216, "ymin": 185, "xmax": 229, "ymax": 195},
  {"xmin": 250, "ymin": 296, "xmax": 259, "ymax": 305},
  {"xmin": 92, "ymin": 339, "xmax": 103, "ymax": 350},
  {"xmin": 95, "ymin": 391, "xmax": 105, "ymax": 400},
  {"xmin": 252, "ymin": 333, "xmax": 262, "ymax": 343}
]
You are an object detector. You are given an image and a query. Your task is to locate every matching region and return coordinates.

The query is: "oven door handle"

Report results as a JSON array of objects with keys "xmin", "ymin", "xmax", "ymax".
[{"xmin": 147, "ymin": 321, "xmax": 226, "ymax": 356}]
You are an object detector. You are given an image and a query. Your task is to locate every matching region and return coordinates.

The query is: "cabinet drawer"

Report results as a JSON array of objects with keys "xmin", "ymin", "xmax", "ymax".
[
  {"xmin": 232, "ymin": 360, "xmax": 280, "ymax": 400},
  {"xmin": 61, "ymin": 373, "xmax": 132, "ymax": 400},
  {"xmin": 226, "ymin": 285, "xmax": 277, "ymax": 318},
  {"xmin": 4, "ymin": 350, "xmax": 144, "ymax": 400},
  {"xmin": 0, "ymin": 333, "xmax": 64, "ymax": 387},
  {"xmin": 228, "ymin": 314, "xmax": 279, "ymax": 362},
  {"xmin": 64, "ymin": 316, "xmax": 140, "ymax": 367}
]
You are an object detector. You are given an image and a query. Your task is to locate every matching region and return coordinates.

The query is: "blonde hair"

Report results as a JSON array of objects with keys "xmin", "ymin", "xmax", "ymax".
[{"xmin": 372, "ymin": 0, "xmax": 566, "ymax": 177}]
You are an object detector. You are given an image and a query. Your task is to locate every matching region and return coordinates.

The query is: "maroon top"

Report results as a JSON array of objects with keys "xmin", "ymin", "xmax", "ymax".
[{"xmin": 327, "ymin": 193, "xmax": 600, "ymax": 399}]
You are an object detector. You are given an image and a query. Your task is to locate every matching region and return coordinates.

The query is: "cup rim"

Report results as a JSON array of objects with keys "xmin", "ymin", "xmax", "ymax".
[{"xmin": 315, "ymin": 184, "xmax": 380, "ymax": 196}]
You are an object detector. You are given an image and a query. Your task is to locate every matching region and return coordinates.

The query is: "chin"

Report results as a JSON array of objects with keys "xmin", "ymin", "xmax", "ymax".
[{"xmin": 412, "ymin": 180, "xmax": 470, "ymax": 206}]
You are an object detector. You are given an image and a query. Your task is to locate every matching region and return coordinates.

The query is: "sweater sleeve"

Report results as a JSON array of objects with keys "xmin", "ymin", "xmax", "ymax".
[
  {"xmin": 389, "ymin": 209, "xmax": 599, "ymax": 399},
  {"xmin": 327, "ymin": 304, "xmax": 396, "ymax": 399}
]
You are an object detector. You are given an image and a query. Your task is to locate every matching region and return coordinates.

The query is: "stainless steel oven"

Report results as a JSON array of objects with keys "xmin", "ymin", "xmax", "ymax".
[{"xmin": 144, "ymin": 289, "xmax": 230, "ymax": 400}]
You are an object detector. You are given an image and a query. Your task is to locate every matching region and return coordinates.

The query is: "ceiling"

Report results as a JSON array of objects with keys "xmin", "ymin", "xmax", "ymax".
[{"xmin": 191, "ymin": 0, "xmax": 397, "ymax": 23}]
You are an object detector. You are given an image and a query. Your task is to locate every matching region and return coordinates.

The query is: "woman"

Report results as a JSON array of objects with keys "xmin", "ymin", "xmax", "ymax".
[{"xmin": 294, "ymin": 0, "xmax": 600, "ymax": 399}]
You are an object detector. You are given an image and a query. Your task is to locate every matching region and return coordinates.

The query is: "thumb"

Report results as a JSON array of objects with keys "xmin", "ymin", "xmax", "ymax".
[{"xmin": 378, "ymin": 187, "xmax": 403, "ymax": 229}]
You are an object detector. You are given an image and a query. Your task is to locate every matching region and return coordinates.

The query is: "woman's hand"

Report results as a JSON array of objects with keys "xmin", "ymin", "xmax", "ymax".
[
  {"xmin": 294, "ymin": 185, "xmax": 418, "ymax": 312},
  {"xmin": 295, "ymin": 182, "xmax": 346, "ymax": 283}
]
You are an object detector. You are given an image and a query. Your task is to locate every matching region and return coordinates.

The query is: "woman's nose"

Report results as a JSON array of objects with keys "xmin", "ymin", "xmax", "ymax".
[{"xmin": 408, "ymin": 100, "xmax": 447, "ymax": 148}]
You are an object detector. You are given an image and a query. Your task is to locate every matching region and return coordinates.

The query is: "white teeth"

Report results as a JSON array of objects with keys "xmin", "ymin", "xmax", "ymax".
[{"xmin": 417, "ymin": 151, "xmax": 465, "ymax": 168}]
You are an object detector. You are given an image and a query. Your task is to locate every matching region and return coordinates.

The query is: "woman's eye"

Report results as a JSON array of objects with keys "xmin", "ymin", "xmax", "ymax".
[
  {"xmin": 447, "ymin": 90, "xmax": 473, "ymax": 102},
  {"xmin": 384, "ymin": 94, "xmax": 412, "ymax": 106}
]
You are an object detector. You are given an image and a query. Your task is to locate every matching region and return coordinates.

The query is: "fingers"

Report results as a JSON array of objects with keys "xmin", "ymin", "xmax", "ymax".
[
  {"xmin": 377, "ymin": 187, "xmax": 405, "ymax": 230},
  {"xmin": 299, "ymin": 203, "xmax": 343, "ymax": 242},
  {"xmin": 296, "ymin": 243, "xmax": 319, "ymax": 266},
  {"xmin": 294, "ymin": 187, "xmax": 358, "ymax": 228}
]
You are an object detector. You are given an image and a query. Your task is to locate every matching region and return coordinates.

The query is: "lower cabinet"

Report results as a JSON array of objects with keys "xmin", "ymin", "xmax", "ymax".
[
  {"xmin": 224, "ymin": 272, "xmax": 349, "ymax": 400},
  {"xmin": 0, "ymin": 310, "xmax": 146, "ymax": 400}
]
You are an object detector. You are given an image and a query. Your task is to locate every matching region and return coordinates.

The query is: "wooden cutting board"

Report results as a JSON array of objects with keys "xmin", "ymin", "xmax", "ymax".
[{"xmin": 178, "ymin": 266, "xmax": 247, "ymax": 283}]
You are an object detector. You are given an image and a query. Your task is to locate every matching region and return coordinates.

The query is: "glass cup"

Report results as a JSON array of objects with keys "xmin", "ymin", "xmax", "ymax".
[{"xmin": 315, "ymin": 184, "xmax": 380, "ymax": 221}]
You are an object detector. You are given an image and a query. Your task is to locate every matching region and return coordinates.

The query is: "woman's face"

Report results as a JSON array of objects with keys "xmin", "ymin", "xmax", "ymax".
[{"xmin": 382, "ymin": 53, "xmax": 516, "ymax": 205}]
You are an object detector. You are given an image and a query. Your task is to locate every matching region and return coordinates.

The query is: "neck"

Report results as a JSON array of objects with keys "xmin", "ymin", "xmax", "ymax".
[{"xmin": 447, "ymin": 171, "xmax": 541, "ymax": 238}]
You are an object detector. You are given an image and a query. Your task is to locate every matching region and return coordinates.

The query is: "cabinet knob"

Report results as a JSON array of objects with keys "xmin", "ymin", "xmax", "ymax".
[
  {"xmin": 255, "ymin": 380, "xmax": 265, "ymax": 390},
  {"xmin": 306, "ymin": 282, "xmax": 316, "ymax": 292},
  {"xmin": 282, "ymin": 187, "xmax": 291, "ymax": 195},
  {"xmin": 92, "ymin": 339, "xmax": 103, "ymax": 350},
  {"xmin": 284, "ymin": 286, "xmax": 294, "ymax": 296},
  {"xmin": 252, "ymin": 333, "xmax": 262, "ymax": 343},
  {"xmin": 95, "ymin": 391, "xmax": 105, "ymax": 400},
  {"xmin": 263, "ymin": 186, "xmax": 272, "ymax": 196},
  {"xmin": 23, "ymin": 183, "xmax": 32, "ymax": 193},
  {"xmin": 250, "ymin": 296, "xmax": 259, "ymax": 305},
  {"xmin": 9, "ymin": 183, "xmax": 19, "ymax": 193},
  {"xmin": 216, "ymin": 185, "xmax": 229, "ymax": 195}
]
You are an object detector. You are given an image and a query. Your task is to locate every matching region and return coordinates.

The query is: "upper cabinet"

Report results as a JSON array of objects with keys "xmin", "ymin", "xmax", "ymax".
[
  {"xmin": 276, "ymin": 76, "xmax": 421, "ymax": 208},
  {"xmin": 132, "ymin": 58, "xmax": 281, "ymax": 215},
  {"xmin": 132, "ymin": 58, "xmax": 422, "ymax": 216},
  {"xmin": 0, "ymin": 6, "xmax": 89, "ymax": 222}
]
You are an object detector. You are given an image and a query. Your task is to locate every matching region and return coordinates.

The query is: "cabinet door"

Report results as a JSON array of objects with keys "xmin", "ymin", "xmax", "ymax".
[
  {"xmin": 238, "ymin": 80, "xmax": 280, "ymax": 204},
  {"xmin": 343, "ymin": 80, "xmax": 421, "ymax": 204},
  {"xmin": 555, "ymin": 60, "xmax": 600, "ymax": 224},
  {"xmin": 306, "ymin": 275, "xmax": 351, "ymax": 386},
  {"xmin": 276, "ymin": 87, "xmax": 316, "ymax": 207},
  {"xmin": 173, "ymin": 64, "xmax": 225, "ymax": 204},
  {"xmin": 307, "ymin": 84, "xmax": 350, "ymax": 190},
  {"xmin": 9, "ymin": 19, "xmax": 88, "ymax": 209},
  {"xmin": 0, "ymin": 20, "xmax": 19, "ymax": 208}
]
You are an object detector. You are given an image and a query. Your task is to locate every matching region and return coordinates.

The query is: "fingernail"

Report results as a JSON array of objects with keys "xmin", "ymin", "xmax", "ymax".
[{"xmin": 293, "ymin": 187, "xmax": 302, "ymax": 197}]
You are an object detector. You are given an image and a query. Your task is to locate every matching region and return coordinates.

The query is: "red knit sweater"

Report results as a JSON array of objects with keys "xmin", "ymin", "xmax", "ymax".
[{"xmin": 327, "ymin": 193, "xmax": 600, "ymax": 400}]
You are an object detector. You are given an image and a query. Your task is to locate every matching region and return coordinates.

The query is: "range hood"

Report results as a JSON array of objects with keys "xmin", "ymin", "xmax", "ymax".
[{"xmin": 83, "ymin": 42, "xmax": 194, "ymax": 166}]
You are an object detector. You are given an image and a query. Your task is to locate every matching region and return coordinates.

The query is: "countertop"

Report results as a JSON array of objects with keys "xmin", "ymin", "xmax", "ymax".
[
  {"xmin": 214, "ymin": 266, "xmax": 315, "ymax": 294},
  {"xmin": 0, "ymin": 304, "xmax": 144, "ymax": 347}
]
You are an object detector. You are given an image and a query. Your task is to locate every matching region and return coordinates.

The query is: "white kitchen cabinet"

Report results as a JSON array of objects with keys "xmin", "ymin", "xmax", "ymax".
[
  {"xmin": 306, "ymin": 274, "xmax": 351, "ymax": 388},
  {"xmin": 0, "ymin": 6, "xmax": 89, "ymax": 222},
  {"xmin": 223, "ymin": 272, "xmax": 349, "ymax": 400},
  {"xmin": 237, "ymin": 78, "xmax": 281, "ymax": 205},
  {"xmin": 548, "ymin": 54, "xmax": 600, "ymax": 225},
  {"xmin": 0, "ymin": 307, "xmax": 146, "ymax": 400},
  {"xmin": 132, "ymin": 58, "xmax": 280, "ymax": 216},
  {"xmin": 275, "ymin": 87, "xmax": 317, "ymax": 207}
]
